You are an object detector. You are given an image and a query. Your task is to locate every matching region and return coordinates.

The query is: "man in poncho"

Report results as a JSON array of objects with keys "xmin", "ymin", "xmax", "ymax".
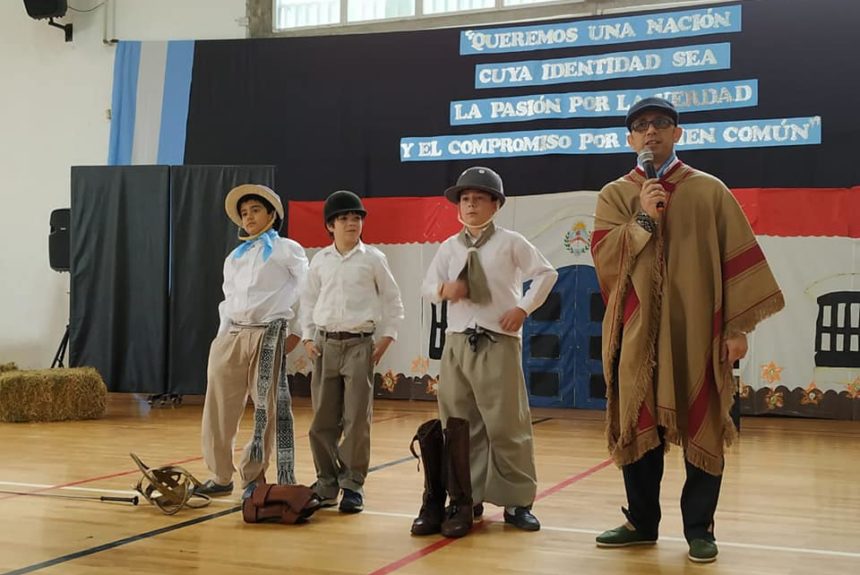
[{"xmin": 591, "ymin": 97, "xmax": 784, "ymax": 563}]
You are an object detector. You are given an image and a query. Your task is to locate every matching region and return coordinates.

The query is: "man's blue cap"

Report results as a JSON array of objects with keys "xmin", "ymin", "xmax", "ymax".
[{"xmin": 625, "ymin": 97, "xmax": 679, "ymax": 131}]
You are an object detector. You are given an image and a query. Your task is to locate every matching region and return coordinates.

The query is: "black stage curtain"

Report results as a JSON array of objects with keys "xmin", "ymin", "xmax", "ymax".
[
  {"xmin": 69, "ymin": 166, "xmax": 170, "ymax": 393},
  {"xmin": 184, "ymin": 0, "xmax": 859, "ymax": 208},
  {"xmin": 168, "ymin": 165, "xmax": 276, "ymax": 395}
]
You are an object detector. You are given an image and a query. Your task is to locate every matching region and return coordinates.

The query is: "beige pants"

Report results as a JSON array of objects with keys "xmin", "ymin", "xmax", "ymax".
[
  {"xmin": 438, "ymin": 331, "xmax": 537, "ymax": 508},
  {"xmin": 201, "ymin": 326, "xmax": 283, "ymax": 487},
  {"xmin": 308, "ymin": 334, "xmax": 374, "ymax": 498}
]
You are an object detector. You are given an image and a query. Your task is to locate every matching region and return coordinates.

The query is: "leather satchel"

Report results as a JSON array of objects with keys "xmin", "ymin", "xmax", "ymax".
[{"xmin": 242, "ymin": 482, "xmax": 321, "ymax": 525}]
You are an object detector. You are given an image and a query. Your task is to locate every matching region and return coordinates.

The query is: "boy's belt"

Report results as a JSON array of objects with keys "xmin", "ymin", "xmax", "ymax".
[
  {"xmin": 463, "ymin": 327, "xmax": 497, "ymax": 352},
  {"xmin": 322, "ymin": 331, "xmax": 373, "ymax": 340}
]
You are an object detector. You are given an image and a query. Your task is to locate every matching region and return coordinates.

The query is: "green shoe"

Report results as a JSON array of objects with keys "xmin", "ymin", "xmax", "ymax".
[
  {"xmin": 596, "ymin": 524, "xmax": 657, "ymax": 547},
  {"xmin": 688, "ymin": 538, "xmax": 718, "ymax": 563}
]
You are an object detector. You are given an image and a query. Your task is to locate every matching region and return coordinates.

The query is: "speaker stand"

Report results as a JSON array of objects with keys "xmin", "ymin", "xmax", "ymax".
[
  {"xmin": 51, "ymin": 324, "xmax": 70, "ymax": 368},
  {"xmin": 147, "ymin": 393, "xmax": 183, "ymax": 408},
  {"xmin": 47, "ymin": 17, "xmax": 73, "ymax": 42}
]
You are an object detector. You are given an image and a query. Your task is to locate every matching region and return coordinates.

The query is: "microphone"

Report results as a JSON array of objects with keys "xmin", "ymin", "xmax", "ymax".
[{"xmin": 638, "ymin": 149, "xmax": 664, "ymax": 209}]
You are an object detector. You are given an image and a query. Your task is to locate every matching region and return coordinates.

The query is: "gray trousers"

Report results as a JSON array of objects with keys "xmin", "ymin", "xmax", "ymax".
[
  {"xmin": 437, "ymin": 331, "xmax": 537, "ymax": 508},
  {"xmin": 308, "ymin": 334, "xmax": 374, "ymax": 497},
  {"xmin": 201, "ymin": 326, "xmax": 282, "ymax": 487}
]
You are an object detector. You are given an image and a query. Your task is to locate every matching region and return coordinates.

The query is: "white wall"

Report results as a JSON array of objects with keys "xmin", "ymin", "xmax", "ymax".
[{"xmin": 0, "ymin": 0, "xmax": 246, "ymax": 369}]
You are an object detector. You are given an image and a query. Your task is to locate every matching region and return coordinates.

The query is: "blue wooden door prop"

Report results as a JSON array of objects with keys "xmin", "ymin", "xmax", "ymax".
[{"xmin": 523, "ymin": 265, "xmax": 606, "ymax": 409}]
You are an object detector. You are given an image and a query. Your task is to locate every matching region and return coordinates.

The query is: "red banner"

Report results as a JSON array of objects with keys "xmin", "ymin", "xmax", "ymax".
[{"xmin": 289, "ymin": 187, "xmax": 860, "ymax": 246}]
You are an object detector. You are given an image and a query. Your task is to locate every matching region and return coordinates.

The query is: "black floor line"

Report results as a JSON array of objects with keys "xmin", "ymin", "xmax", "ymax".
[
  {"xmin": 5, "ymin": 416, "xmax": 556, "ymax": 574},
  {"xmin": 369, "ymin": 455, "xmax": 416, "ymax": 472},
  {"xmin": 3, "ymin": 506, "xmax": 241, "ymax": 575}
]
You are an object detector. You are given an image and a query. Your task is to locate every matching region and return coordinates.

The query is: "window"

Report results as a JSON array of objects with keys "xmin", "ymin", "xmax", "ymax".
[
  {"xmin": 276, "ymin": 0, "xmax": 340, "ymax": 28},
  {"xmin": 423, "ymin": 0, "xmax": 494, "ymax": 16},
  {"xmin": 504, "ymin": 0, "xmax": 555, "ymax": 5},
  {"xmin": 815, "ymin": 292, "xmax": 860, "ymax": 368},
  {"xmin": 528, "ymin": 371, "xmax": 560, "ymax": 397},
  {"xmin": 589, "ymin": 373, "xmax": 606, "ymax": 399},
  {"xmin": 348, "ymin": 0, "xmax": 414, "ymax": 23},
  {"xmin": 530, "ymin": 334, "xmax": 560, "ymax": 359},
  {"xmin": 531, "ymin": 292, "xmax": 561, "ymax": 322},
  {"xmin": 272, "ymin": 0, "xmax": 586, "ymax": 31}
]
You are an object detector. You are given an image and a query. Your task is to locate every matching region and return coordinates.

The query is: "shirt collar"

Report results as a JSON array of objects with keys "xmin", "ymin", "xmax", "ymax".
[
  {"xmin": 637, "ymin": 152, "xmax": 679, "ymax": 178},
  {"xmin": 326, "ymin": 240, "xmax": 365, "ymax": 259}
]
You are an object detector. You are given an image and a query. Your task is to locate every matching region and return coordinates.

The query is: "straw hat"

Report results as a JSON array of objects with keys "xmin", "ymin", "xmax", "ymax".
[{"xmin": 224, "ymin": 184, "xmax": 284, "ymax": 227}]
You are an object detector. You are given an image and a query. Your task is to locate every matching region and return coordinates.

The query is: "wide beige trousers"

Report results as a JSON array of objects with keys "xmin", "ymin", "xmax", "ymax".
[
  {"xmin": 437, "ymin": 331, "xmax": 537, "ymax": 508},
  {"xmin": 201, "ymin": 326, "xmax": 283, "ymax": 487}
]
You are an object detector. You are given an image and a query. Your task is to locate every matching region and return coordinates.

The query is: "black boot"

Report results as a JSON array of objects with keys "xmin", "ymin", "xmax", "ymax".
[
  {"xmin": 410, "ymin": 419, "xmax": 446, "ymax": 535},
  {"xmin": 441, "ymin": 417, "xmax": 473, "ymax": 538}
]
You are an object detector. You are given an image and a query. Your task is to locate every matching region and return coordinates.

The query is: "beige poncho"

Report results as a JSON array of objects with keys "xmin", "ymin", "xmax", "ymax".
[{"xmin": 592, "ymin": 162, "xmax": 784, "ymax": 475}]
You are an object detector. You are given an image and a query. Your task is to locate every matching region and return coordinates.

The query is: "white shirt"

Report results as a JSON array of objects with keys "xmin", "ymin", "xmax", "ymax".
[
  {"xmin": 300, "ymin": 241, "xmax": 404, "ymax": 341},
  {"xmin": 217, "ymin": 237, "xmax": 309, "ymax": 336},
  {"xmin": 421, "ymin": 226, "xmax": 558, "ymax": 337}
]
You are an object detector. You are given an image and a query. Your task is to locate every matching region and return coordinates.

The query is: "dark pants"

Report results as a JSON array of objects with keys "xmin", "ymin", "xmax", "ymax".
[{"xmin": 622, "ymin": 432, "xmax": 723, "ymax": 542}]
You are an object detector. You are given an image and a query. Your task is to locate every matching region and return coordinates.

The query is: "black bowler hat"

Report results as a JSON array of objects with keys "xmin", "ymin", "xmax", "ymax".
[{"xmin": 625, "ymin": 97, "xmax": 679, "ymax": 131}]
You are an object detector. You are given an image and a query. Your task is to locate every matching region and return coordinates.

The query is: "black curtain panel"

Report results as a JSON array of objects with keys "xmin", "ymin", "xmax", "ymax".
[
  {"xmin": 167, "ymin": 165, "xmax": 276, "ymax": 395},
  {"xmin": 184, "ymin": 0, "xmax": 859, "ymax": 203},
  {"xmin": 69, "ymin": 166, "xmax": 170, "ymax": 393}
]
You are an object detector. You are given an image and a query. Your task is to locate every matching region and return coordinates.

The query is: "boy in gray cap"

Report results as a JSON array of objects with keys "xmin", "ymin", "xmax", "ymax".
[{"xmin": 415, "ymin": 167, "xmax": 557, "ymax": 538}]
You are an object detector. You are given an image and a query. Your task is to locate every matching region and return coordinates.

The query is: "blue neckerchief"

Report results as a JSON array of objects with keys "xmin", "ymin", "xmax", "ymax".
[
  {"xmin": 637, "ymin": 152, "xmax": 678, "ymax": 178},
  {"xmin": 232, "ymin": 229, "xmax": 277, "ymax": 262}
]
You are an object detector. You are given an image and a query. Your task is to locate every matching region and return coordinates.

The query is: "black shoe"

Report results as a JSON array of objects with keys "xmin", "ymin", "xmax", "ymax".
[
  {"xmin": 194, "ymin": 480, "xmax": 233, "ymax": 497},
  {"xmin": 503, "ymin": 507, "xmax": 541, "ymax": 531},
  {"xmin": 311, "ymin": 482, "xmax": 339, "ymax": 507},
  {"xmin": 299, "ymin": 495, "xmax": 323, "ymax": 522},
  {"xmin": 339, "ymin": 489, "xmax": 364, "ymax": 513},
  {"xmin": 473, "ymin": 503, "xmax": 484, "ymax": 518}
]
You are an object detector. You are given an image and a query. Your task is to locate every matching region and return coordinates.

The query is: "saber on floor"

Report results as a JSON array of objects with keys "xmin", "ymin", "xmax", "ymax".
[{"xmin": 0, "ymin": 489, "xmax": 139, "ymax": 505}]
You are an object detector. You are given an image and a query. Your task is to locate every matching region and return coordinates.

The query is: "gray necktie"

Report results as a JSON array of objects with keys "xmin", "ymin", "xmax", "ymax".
[{"xmin": 457, "ymin": 222, "xmax": 496, "ymax": 305}]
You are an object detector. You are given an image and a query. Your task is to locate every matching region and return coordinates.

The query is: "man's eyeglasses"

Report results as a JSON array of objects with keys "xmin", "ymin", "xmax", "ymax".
[{"xmin": 631, "ymin": 117, "xmax": 676, "ymax": 133}]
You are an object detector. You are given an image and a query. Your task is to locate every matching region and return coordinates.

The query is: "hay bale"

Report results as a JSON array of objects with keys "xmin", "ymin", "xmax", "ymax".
[
  {"xmin": 0, "ymin": 362, "xmax": 18, "ymax": 374},
  {"xmin": 0, "ymin": 367, "xmax": 107, "ymax": 422}
]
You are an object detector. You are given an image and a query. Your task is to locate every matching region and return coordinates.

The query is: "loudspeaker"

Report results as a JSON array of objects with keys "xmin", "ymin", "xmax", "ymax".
[
  {"xmin": 49, "ymin": 208, "xmax": 70, "ymax": 272},
  {"xmin": 23, "ymin": 0, "xmax": 67, "ymax": 20}
]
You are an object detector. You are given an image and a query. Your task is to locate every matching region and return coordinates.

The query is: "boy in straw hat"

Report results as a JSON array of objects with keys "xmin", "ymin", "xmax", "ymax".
[
  {"xmin": 415, "ymin": 167, "xmax": 557, "ymax": 538},
  {"xmin": 196, "ymin": 184, "xmax": 308, "ymax": 498}
]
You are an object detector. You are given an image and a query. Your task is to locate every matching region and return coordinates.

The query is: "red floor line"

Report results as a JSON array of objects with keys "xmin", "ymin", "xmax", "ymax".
[
  {"xmin": 0, "ymin": 455, "xmax": 206, "ymax": 502},
  {"xmin": 0, "ymin": 413, "xmax": 413, "ymax": 502},
  {"xmin": 533, "ymin": 458, "xmax": 614, "ymax": 501},
  {"xmin": 367, "ymin": 457, "xmax": 613, "ymax": 575}
]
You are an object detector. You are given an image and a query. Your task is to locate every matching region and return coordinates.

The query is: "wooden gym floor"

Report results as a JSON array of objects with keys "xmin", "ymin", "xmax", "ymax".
[{"xmin": 0, "ymin": 396, "xmax": 858, "ymax": 574}]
